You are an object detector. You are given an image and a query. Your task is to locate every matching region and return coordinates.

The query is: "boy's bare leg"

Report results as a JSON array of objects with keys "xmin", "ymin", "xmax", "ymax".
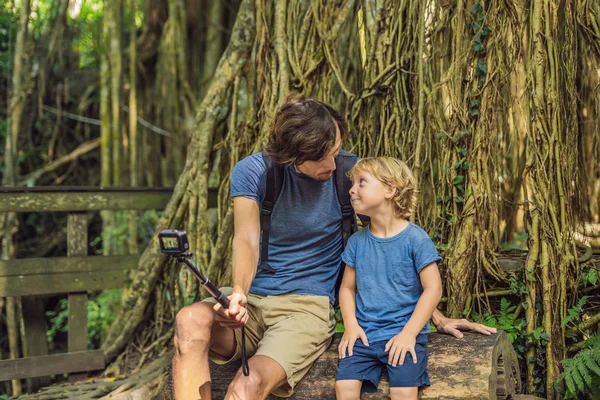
[
  {"xmin": 389, "ymin": 387, "xmax": 418, "ymax": 400},
  {"xmin": 335, "ymin": 380, "xmax": 362, "ymax": 400},
  {"xmin": 225, "ymin": 355, "xmax": 286, "ymax": 400},
  {"xmin": 173, "ymin": 302, "xmax": 236, "ymax": 400}
]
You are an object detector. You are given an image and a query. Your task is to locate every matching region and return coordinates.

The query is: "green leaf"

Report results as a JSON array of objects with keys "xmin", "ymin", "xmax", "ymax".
[
  {"xmin": 470, "ymin": 3, "xmax": 483, "ymax": 16},
  {"xmin": 477, "ymin": 60, "xmax": 488, "ymax": 74},
  {"xmin": 564, "ymin": 373, "xmax": 577, "ymax": 396},
  {"xmin": 453, "ymin": 175, "xmax": 465, "ymax": 185},
  {"xmin": 469, "ymin": 108, "xmax": 480, "ymax": 117}
]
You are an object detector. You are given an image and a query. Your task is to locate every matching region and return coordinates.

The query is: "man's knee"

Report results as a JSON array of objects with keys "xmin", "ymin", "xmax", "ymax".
[
  {"xmin": 227, "ymin": 372, "xmax": 264, "ymax": 400},
  {"xmin": 174, "ymin": 302, "xmax": 214, "ymax": 355}
]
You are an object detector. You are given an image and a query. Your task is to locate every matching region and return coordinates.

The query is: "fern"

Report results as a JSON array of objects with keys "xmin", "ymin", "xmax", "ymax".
[
  {"xmin": 558, "ymin": 334, "xmax": 600, "ymax": 396},
  {"xmin": 561, "ymin": 296, "xmax": 590, "ymax": 327}
]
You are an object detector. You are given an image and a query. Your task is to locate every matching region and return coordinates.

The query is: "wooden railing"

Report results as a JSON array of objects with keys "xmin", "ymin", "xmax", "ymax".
[{"xmin": 0, "ymin": 187, "xmax": 216, "ymax": 387}]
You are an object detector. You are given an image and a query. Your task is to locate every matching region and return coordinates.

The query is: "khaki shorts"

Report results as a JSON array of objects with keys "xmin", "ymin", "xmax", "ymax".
[{"xmin": 203, "ymin": 287, "xmax": 335, "ymax": 397}]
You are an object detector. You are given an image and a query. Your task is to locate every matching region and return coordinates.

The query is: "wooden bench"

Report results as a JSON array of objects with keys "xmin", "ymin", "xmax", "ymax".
[
  {"xmin": 0, "ymin": 187, "xmax": 218, "ymax": 390},
  {"xmin": 209, "ymin": 331, "xmax": 536, "ymax": 399}
]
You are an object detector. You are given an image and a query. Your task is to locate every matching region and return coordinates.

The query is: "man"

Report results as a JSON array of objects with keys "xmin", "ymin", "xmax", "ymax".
[{"xmin": 172, "ymin": 97, "xmax": 496, "ymax": 400}]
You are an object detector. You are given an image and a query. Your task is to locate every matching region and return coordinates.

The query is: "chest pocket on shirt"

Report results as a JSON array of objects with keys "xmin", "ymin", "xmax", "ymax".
[{"xmin": 392, "ymin": 260, "xmax": 416, "ymax": 285}]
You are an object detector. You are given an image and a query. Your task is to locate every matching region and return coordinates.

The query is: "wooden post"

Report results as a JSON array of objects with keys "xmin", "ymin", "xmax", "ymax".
[
  {"xmin": 67, "ymin": 213, "xmax": 89, "ymax": 381},
  {"xmin": 21, "ymin": 298, "xmax": 51, "ymax": 392}
]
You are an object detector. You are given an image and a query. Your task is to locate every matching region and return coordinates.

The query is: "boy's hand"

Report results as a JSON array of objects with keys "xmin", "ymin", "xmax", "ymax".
[
  {"xmin": 338, "ymin": 324, "xmax": 369, "ymax": 359},
  {"xmin": 213, "ymin": 292, "xmax": 248, "ymax": 329},
  {"xmin": 385, "ymin": 330, "xmax": 416, "ymax": 367}
]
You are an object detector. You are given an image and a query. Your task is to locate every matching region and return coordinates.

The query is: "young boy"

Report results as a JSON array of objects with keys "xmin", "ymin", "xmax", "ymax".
[{"xmin": 335, "ymin": 157, "xmax": 443, "ymax": 400}]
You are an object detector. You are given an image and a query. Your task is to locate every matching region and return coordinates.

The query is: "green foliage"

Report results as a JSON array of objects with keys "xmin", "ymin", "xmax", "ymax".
[
  {"xmin": 475, "ymin": 297, "xmax": 526, "ymax": 346},
  {"xmin": 0, "ymin": 7, "xmax": 16, "ymax": 76},
  {"xmin": 558, "ymin": 335, "xmax": 600, "ymax": 398},
  {"xmin": 561, "ymin": 296, "xmax": 589, "ymax": 328},
  {"xmin": 46, "ymin": 289, "xmax": 122, "ymax": 349},
  {"xmin": 90, "ymin": 210, "xmax": 161, "ymax": 255},
  {"xmin": 501, "ymin": 230, "xmax": 528, "ymax": 250},
  {"xmin": 508, "ymin": 273, "xmax": 527, "ymax": 296},
  {"xmin": 582, "ymin": 264, "xmax": 598, "ymax": 287},
  {"xmin": 69, "ymin": 0, "xmax": 103, "ymax": 69}
]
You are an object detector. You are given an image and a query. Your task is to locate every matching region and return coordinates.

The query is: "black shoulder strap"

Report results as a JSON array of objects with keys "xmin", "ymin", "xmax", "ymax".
[
  {"xmin": 335, "ymin": 154, "xmax": 357, "ymax": 248},
  {"xmin": 259, "ymin": 154, "xmax": 284, "ymax": 273}
]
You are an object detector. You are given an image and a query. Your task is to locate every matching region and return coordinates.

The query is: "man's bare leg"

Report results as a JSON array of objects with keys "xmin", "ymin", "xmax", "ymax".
[
  {"xmin": 173, "ymin": 302, "xmax": 236, "ymax": 400},
  {"xmin": 225, "ymin": 355, "xmax": 287, "ymax": 400}
]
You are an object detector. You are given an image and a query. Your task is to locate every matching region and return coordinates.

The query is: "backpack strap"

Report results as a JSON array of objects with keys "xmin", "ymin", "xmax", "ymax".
[
  {"xmin": 335, "ymin": 154, "xmax": 358, "ymax": 248},
  {"xmin": 259, "ymin": 154, "xmax": 284, "ymax": 273}
]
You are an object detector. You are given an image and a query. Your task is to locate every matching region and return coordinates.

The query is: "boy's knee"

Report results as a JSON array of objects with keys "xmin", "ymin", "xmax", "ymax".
[
  {"xmin": 227, "ymin": 372, "xmax": 264, "ymax": 399},
  {"xmin": 335, "ymin": 380, "xmax": 361, "ymax": 400},
  {"xmin": 389, "ymin": 387, "xmax": 418, "ymax": 400}
]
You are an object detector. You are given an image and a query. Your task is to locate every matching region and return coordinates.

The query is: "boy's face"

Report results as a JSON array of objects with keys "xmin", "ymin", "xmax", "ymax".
[
  {"xmin": 349, "ymin": 170, "xmax": 396, "ymax": 217},
  {"xmin": 295, "ymin": 124, "xmax": 342, "ymax": 182}
]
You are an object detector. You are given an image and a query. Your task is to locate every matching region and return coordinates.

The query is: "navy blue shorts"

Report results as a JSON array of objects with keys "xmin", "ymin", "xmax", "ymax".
[{"xmin": 336, "ymin": 334, "xmax": 430, "ymax": 392}]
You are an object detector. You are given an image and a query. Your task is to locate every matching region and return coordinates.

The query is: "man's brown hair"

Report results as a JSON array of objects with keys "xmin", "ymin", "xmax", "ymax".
[{"xmin": 264, "ymin": 97, "xmax": 347, "ymax": 166}]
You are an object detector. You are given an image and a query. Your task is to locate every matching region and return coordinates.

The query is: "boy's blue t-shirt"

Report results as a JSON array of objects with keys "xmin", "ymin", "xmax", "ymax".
[
  {"xmin": 341, "ymin": 223, "xmax": 442, "ymax": 343},
  {"xmin": 230, "ymin": 151, "xmax": 358, "ymax": 303}
]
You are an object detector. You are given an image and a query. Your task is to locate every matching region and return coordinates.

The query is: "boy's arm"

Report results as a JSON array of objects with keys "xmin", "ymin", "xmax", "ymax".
[
  {"xmin": 401, "ymin": 262, "xmax": 443, "ymax": 337},
  {"xmin": 339, "ymin": 265, "xmax": 359, "ymax": 327}
]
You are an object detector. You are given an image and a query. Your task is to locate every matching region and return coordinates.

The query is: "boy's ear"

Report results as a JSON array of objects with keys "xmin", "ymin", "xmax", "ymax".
[{"xmin": 385, "ymin": 185, "xmax": 398, "ymax": 200}]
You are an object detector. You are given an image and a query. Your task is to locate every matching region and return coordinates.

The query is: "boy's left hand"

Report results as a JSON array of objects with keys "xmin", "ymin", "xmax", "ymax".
[{"xmin": 385, "ymin": 330, "xmax": 416, "ymax": 367}]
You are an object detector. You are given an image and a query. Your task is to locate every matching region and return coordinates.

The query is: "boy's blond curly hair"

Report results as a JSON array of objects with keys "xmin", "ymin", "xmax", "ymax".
[{"xmin": 349, "ymin": 157, "xmax": 418, "ymax": 219}]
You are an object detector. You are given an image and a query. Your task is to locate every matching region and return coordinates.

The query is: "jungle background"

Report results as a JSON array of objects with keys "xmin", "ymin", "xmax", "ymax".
[{"xmin": 1, "ymin": 0, "xmax": 599, "ymax": 398}]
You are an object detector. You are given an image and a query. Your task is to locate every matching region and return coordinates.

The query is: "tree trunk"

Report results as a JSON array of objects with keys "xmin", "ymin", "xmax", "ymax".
[
  {"xmin": 1, "ymin": 0, "xmax": 32, "ymax": 395},
  {"xmin": 524, "ymin": 0, "xmax": 579, "ymax": 397}
]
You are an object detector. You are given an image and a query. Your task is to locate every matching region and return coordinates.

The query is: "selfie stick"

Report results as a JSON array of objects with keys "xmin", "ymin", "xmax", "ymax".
[{"xmin": 176, "ymin": 254, "xmax": 230, "ymax": 309}]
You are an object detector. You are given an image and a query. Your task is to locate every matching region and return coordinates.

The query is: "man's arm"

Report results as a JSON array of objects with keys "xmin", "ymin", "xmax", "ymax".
[
  {"xmin": 432, "ymin": 308, "xmax": 497, "ymax": 338},
  {"xmin": 231, "ymin": 196, "xmax": 261, "ymax": 295},
  {"xmin": 213, "ymin": 196, "xmax": 261, "ymax": 328}
]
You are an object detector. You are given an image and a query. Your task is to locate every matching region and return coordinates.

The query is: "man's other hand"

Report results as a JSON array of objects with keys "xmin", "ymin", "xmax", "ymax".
[
  {"xmin": 213, "ymin": 292, "xmax": 249, "ymax": 329},
  {"xmin": 436, "ymin": 317, "xmax": 497, "ymax": 339}
]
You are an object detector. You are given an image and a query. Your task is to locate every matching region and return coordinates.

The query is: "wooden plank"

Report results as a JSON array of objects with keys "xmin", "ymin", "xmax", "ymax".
[
  {"xmin": 0, "ymin": 350, "xmax": 105, "ymax": 381},
  {"xmin": 0, "ymin": 270, "xmax": 124, "ymax": 297},
  {"xmin": 0, "ymin": 255, "xmax": 139, "ymax": 277},
  {"xmin": 67, "ymin": 213, "xmax": 89, "ymax": 356},
  {"xmin": 0, "ymin": 187, "xmax": 218, "ymax": 212},
  {"xmin": 21, "ymin": 297, "xmax": 51, "ymax": 391},
  {"xmin": 0, "ymin": 190, "xmax": 172, "ymax": 212}
]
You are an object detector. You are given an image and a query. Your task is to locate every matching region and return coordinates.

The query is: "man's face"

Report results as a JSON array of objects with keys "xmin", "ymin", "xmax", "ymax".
[{"xmin": 295, "ymin": 124, "xmax": 342, "ymax": 182}]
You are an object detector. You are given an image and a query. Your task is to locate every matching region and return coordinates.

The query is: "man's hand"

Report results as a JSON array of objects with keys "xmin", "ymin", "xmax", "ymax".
[
  {"xmin": 435, "ymin": 317, "xmax": 497, "ymax": 338},
  {"xmin": 338, "ymin": 323, "xmax": 369, "ymax": 359},
  {"xmin": 385, "ymin": 330, "xmax": 417, "ymax": 367},
  {"xmin": 213, "ymin": 292, "xmax": 249, "ymax": 329}
]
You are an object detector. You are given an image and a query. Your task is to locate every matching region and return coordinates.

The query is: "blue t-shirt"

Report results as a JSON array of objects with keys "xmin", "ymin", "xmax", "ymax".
[
  {"xmin": 230, "ymin": 151, "xmax": 358, "ymax": 303},
  {"xmin": 341, "ymin": 223, "xmax": 442, "ymax": 343}
]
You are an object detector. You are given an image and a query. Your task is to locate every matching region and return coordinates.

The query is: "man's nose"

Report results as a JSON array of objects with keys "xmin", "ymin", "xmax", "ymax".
[{"xmin": 326, "ymin": 156, "xmax": 336, "ymax": 171}]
